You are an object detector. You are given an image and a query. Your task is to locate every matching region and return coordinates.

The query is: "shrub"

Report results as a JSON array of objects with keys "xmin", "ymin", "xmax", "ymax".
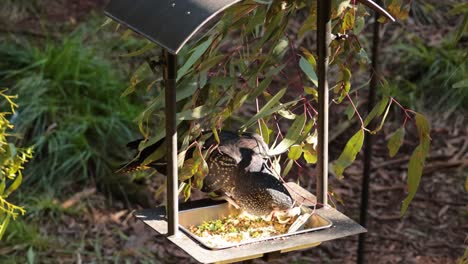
[
  {"xmin": 0, "ymin": 89, "xmax": 32, "ymax": 240},
  {"xmin": 0, "ymin": 35, "xmax": 141, "ymax": 190}
]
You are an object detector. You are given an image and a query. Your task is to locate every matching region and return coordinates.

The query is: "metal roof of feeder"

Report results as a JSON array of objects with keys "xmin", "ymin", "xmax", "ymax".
[{"xmin": 105, "ymin": 0, "xmax": 242, "ymax": 54}]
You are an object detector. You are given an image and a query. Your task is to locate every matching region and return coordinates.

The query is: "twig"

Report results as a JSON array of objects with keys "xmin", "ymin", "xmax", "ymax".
[{"xmin": 61, "ymin": 188, "xmax": 96, "ymax": 209}]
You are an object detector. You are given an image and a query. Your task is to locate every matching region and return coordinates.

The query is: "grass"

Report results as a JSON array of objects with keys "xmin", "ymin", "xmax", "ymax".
[
  {"xmin": 0, "ymin": 30, "xmax": 142, "ymax": 191},
  {"xmin": 389, "ymin": 37, "xmax": 467, "ymax": 112}
]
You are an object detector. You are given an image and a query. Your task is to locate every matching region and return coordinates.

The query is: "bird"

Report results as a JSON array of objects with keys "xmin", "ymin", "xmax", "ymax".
[{"xmin": 120, "ymin": 130, "xmax": 297, "ymax": 217}]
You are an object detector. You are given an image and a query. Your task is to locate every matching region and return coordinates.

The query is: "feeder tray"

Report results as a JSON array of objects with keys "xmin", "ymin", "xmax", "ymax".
[
  {"xmin": 104, "ymin": 0, "xmax": 395, "ymax": 263},
  {"xmin": 135, "ymin": 183, "xmax": 365, "ymax": 263}
]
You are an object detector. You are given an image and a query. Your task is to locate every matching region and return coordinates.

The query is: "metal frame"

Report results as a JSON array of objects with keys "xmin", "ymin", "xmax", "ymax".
[
  {"xmin": 104, "ymin": 0, "xmax": 396, "ymax": 261},
  {"xmin": 316, "ymin": 0, "xmax": 332, "ymax": 207},
  {"xmin": 163, "ymin": 50, "xmax": 179, "ymax": 236}
]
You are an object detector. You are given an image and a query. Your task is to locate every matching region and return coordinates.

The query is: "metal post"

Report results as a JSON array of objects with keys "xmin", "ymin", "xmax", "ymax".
[
  {"xmin": 316, "ymin": 0, "xmax": 331, "ymax": 207},
  {"xmin": 163, "ymin": 49, "xmax": 179, "ymax": 236},
  {"xmin": 357, "ymin": 3, "xmax": 381, "ymax": 263}
]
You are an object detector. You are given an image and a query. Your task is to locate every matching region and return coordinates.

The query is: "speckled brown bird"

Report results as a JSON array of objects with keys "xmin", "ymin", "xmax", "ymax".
[{"xmin": 120, "ymin": 130, "xmax": 294, "ymax": 216}]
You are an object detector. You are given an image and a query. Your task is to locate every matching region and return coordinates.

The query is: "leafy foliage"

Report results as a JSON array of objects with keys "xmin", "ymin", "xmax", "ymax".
[
  {"xmin": 114, "ymin": 0, "xmax": 427, "ymax": 215},
  {"xmin": 0, "ymin": 34, "xmax": 141, "ymax": 189},
  {"xmin": 0, "ymin": 89, "xmax": 32, "ymax": 240}
]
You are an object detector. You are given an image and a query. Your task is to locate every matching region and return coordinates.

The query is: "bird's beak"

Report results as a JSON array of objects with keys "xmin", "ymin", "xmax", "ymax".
[{"xmin": 357, "ymin": 0, "xmax": 396, "ymax": 22}]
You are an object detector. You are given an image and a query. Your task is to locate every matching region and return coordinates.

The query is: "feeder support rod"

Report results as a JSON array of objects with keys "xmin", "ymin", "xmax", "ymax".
[
  {"xmin": 317, "ymin": 0, "xmax": 331, "ymax": 207},
  {"xmin": 357, "ymin": 3, "xmax": 382, "ymax": 262},
  {"xmin": 163, "ymin": 50, "xmax": 179, "ymax": 236}
]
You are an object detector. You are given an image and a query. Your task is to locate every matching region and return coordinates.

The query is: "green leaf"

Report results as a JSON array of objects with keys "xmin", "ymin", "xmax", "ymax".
[
  {"xmin": 344, "ymin": 103, "xmax": 355, "ymax": 120},
  {"xmin": 282, "ymin": 159, "xmax": 294, "ymax": 177},
  {"xmin": 177, "ymin": 38, "xmax": 213, "ymax": 81},
  {"xmin": 251, "ymin": 77, "xmax": 273, "ymax": 99},
  {"xmin": 298, "ymin": 8, "xmax": 317, "ymax": 38},
  {"xmin": 364, "ymin": 97, "xmax": 390, "ymax": 126},
  {"xmin": 303, "ymin": 144, "xmax": 317, "ymax": 164},
  {"xmin": 400, "ymin": 143, "xmax": 428, "ymax": 217},
  {"xmin": 8, "ymin": 143, "xmax": 16, "ymax": 158},
  {"xmin": 335, "ymin": 67, "xmax": 352, "ymax": 103},
  {"xmin": 356, "ymin": 48, "xmax": 371, "ymax": 65},
  {"xmin": 272, "ymin": 38, "xmax": 289, "ymax": 59},
  {"xmin": 304, "ymin": 86, "xmax": 318, "ymax": 99},
  {"xmin": 333, "ymin": 130, "xmax": 365, "ymax": 178},
  {"xmin": 0, "ymin": 215, "xmax": 11, "ymax": 240},
  {"xmin": 259, "ymin": 119, "xmax": 272, "ymax": 145},
  {"xmin": 0, "ymin": 179, "xmax": 5, "ymax": 195},
  {"xmin": 299, "ymin": 56, "xmax": 318, "ymax": 86},
  {"xmin": 119, "ymin": 42, "xmax": 156, "ymax": 57},
  {"xmin": 179, "ymin": 159, "xmax": 196, "ymax": 181},
  {"xmin": 465, "ymin": 175, "xmax": 468, "ymax": 193},
  {"xmin": 182, "ymin": 181, "xmax": 191, "ymax": 202},
  {"xmin": 4, "ymin": 172, "xmax": 22, "ymax": 197},
  {"xmin": 269, "ymin": 114, "xmax": 306, "ymax": 156},
  {"xmin": 354, "ymin": 16, "xmax": 365, "ymax": 34},
  {"xmin": 387, "ymin": 127, "xmax": 405, "ymax": 157},
  {"xmin": 342, "ymin": 11, "xmax": 355, "ymax": 31},
  {"xmin": 288, "ymin": 145, "xmax": 302, "ymax": 160},
  {"xmin": 193, "ymin": 148, "xmax": 209, "ymax": 189},
  {"xmin": 401, "ymin": 113, "xmax": 431, "ymax": 216},
  {"xmin": 142, "ymin": 143, "xmax": 166, "ymax": 166},
  {"xmin": 241, "ymin": 88, "xmax": 288, "ymax": 129},
  {"xmin": 453, "ymin": 79, "xmax": 468, "ymax": 89},
  {"xmin": 414, "ymin": 113, "xmax": 431, "ymax": 142},
  {"xmin": 177, "ymin": 105, "xmax": 214, "ymax": 121},
  {"xmin": 333, "ymin": 0, "xmax": 351, "ymax": 18}
]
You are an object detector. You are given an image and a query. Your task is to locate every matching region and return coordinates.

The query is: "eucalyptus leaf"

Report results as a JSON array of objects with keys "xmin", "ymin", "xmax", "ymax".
[
  {"xmin": 333, "ymin": 130, "xmax": 365, "ymax": 178},
  {"xmin": 177, "ymin": 38, "xmax": 213, "ymax": 81},
  {"xmin": 364, "ymin": 97, "xmax": 390, "ymax": 126},
  {"xmin": 269, "ymin": 113, "xmax": 306, "ymax": 156},
  {"xmin": 387, "ymin": 127, "xmax": 405, "ymax": 157},
  {"xmin": 401, "ymin": 113, "xmax": 431, "ymax": 216},
  {"xmin": 299, "ymin": 56, "xmax": 318, "ymax": 86},
  {"xmin": 288, "ymin": 145, "xmax": 302, "ymax": 160},
  {"xmin": 242, "ymin": 88, "xmax": 287, "ymax": 129}
]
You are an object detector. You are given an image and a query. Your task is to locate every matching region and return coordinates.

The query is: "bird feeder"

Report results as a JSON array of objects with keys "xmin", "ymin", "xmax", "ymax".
[{"xmin": 104, "ymin": 1, "xmax": 395, "ymax": 263}]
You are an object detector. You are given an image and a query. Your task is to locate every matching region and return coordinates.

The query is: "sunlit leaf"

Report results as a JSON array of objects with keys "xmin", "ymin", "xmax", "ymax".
[
  {"xmin": 342, "ymin": 11, "xmax": 355, "ymax": 31},
  {"xmin": 303, "ymin": 144, "xmax": 317, "ymax": 164},
  {"xmin": 282, "ymin": 159, "xmax": 294, "ymax": 177},
  {"xmin": 0, "ymin": 215, "xmax": 10, "ymax": 240},
  {"xmin": 259, "ymin": 119, "xmax": 272, "ymax": 145},
  {"xmin": 241, "ymin": 88, "xmax": 288, "ymax": 129},
  {"xmin": 299, "ymin": 56, "xmax": 318, "ymax": 86},
  {"xmin": 4, "ymin": 172, "xmax": 22, "ymax": 197},
  {"xmin": 142, "ymin": 142, "xmax": 166, "ymax": 166},
  {"xmin": 269, "ymin": 114, "xmax": 306, "ymax": 156},
  {"xmin": 288, "ymin": 145, "xmax": 302, "ymax": 160}
]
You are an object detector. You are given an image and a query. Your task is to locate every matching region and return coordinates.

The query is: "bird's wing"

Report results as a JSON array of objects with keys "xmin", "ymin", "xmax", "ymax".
[{"xmin": 201, "ymin": 149, "xmax": 238, "ymax": 193}]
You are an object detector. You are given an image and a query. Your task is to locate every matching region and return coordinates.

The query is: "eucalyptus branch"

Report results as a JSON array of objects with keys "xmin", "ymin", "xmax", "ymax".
[
  {"xmin": 346, "ymin": 93, "xmax": 369, "ymax": 132},
  {"xmin": 391, "ymin": 97, "xmax": 413, "ymax": 126}
]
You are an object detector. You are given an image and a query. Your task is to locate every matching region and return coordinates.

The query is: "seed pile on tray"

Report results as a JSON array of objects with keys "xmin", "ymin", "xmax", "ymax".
[{"xmin": 188, "ymin": 213, "xmax": 297, "ymax": 248}]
